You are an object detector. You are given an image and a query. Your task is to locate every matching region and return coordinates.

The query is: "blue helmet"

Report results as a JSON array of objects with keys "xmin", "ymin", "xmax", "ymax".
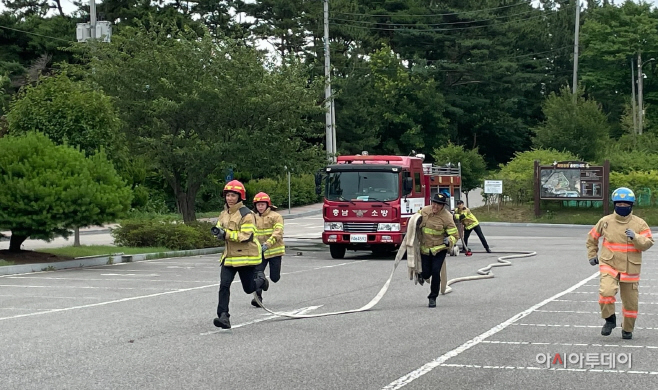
[{"xmin": 611, "ymin": 187, "xmax": 635, "ymax": 204}]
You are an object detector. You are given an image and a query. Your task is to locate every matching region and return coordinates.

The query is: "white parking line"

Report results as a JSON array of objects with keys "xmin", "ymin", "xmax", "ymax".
[
  {"xmin": 512, "ymin": 323, "xmax": 658, "ymax": 330},
  {"xmin": 200, "ymin": 305, "xmax": 323, "ymax": 335},
  {"xmin": 381, "ymin": 271, "xmax": 600, "ymax": 389},
  {"xmin": 535, "ymin": 309, "xmax": 658, "ymax": 316},
  {"xmin": 0, "ymin": 260, "xmax": 366, "ymax": 320},
  {"xmin": 481, "ymin": 340, "xmax": 658, "ymax": 349},
  {"xmin": 438, "ymin": 363, "xmax": 658, "ymax": 375},
  {"xmin": 553, "ymin": 300, "xmax": 658, "ymax": 305},
  {"xmin": 570, "ymin": 291, "xmax": 658, "ymax": 296}
]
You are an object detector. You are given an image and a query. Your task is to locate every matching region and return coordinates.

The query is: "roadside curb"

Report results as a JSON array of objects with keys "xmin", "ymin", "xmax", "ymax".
[
  {"xmin": 480, "ymin": 221, "xmax": 658, "ymax": 230},
  {"xmin": 0, "ymin": 247, "xmax": 225, "ymax": 276}
]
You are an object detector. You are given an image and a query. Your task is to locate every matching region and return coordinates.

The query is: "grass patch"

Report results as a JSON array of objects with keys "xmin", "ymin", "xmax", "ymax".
[
  {"xmin": 474, "ymin": 204, "xmax": 658, "ymax": 225},
  {"xmin": 0, "ymin": 259, "xmax": 15, "ymax": 266},
  {"xmin": 36, "ymin": 245, "xmax": 172, "ymax": 258}
]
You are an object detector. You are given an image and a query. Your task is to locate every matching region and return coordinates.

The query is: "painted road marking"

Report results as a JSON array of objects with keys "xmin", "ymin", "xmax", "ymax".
[
  {"xmin": 381, "ymin": 271, "xmax": 600, "ymax": 390},
  {"xmin": 200, "ymin": 305, "xmax": 323, "ymax": 335},
  {"xmin": 437, "ymin": 363, "xmax": 658, "ymax": 375}
]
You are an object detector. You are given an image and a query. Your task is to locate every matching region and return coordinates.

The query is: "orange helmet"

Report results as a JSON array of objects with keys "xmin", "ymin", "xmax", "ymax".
[
  {"xmin": 253, "ymin": 192, "xmax": 272, "ymax": 206},
  {"xmin": 223, "ymin": 180, "xmax": 246, "ymax": 200}
]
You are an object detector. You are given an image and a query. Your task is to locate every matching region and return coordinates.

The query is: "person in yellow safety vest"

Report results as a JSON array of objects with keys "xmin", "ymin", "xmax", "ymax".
[
  {"xmin": 454, "ymin": 200, "xmax": 491, "ymax": 253},
  {"xmin": 586, "ymin": 187, "xmax": 654, "ymax": 340},
  {"xmin": 417, "ymin": 193, "xmax": 460, "ymax": 307},
  {"xmin": 212, "ymin": 180, "xmax": 269, "ymax": 329},
  {"xmin": 251, "ymin": 192, "xmax": 285, "ymax": 307}
]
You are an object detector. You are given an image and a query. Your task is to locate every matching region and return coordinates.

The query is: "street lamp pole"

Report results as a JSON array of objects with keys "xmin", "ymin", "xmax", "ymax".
[{"xmin": 638, "ymin": 55, "xmax": 655, "ymax": 135}]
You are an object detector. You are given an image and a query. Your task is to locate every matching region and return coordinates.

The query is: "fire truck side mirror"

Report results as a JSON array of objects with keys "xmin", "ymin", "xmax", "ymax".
[
  {"xmin": 315, "ymin": 185, "xmax": 322, "ymax": 196},
  {"xmin": 314, "ymin": 171, "xmax": 323, "ymax": 186},
  {"xmin": 403, "ymin": 177, "xmax": 413, "ymax": 195}
]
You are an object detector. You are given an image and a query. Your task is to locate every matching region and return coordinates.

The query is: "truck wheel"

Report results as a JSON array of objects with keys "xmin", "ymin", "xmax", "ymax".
[{"xmin": 329, "ymin": 244, "xmax": 346, "ymax": 259}]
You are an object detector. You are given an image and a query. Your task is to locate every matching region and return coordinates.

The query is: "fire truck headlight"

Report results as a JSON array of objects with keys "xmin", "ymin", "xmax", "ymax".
[
  {"xmin": 324, "ymin": 222, "xmax": 343, "ymax": 231},
  {"xmin": 377, "ymin": 223, "xmax": 400, "ymax": 232}
]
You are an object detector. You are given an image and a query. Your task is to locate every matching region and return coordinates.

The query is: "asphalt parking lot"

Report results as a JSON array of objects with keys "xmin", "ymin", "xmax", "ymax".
[{"xmin": 1, "ymin": 225, "xmax": 657, "ymax": 389}]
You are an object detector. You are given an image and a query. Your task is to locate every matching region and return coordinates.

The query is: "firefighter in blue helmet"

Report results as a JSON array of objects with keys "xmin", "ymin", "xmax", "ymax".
[{"xmin": 586, "ymin": 187, "xmax": 654, "ymax": 340}]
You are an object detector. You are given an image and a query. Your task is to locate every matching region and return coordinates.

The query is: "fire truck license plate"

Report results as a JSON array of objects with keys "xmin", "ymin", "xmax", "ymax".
[{"xmin": 350, "ymin": 234, "xmax": 367, "ymax": 243}]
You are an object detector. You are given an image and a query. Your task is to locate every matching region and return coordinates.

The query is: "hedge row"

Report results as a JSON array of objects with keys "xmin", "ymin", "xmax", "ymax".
[
  {"xmin": 111, "ymin": 219, "xmax": 220, "ymax": 250},
  {"xmin": 243, "ymin": 173, "xmax": 320, "ymax": 208}
]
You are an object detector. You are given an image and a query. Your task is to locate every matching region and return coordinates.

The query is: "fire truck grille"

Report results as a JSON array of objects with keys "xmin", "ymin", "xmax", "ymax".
[{"xmin": 343, "ymin": 223, "xmax": 378, "ymax": 233}]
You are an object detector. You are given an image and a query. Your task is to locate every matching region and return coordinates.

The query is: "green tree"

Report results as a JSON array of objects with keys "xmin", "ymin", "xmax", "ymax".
[
  {"xmin": 0, "ymin": 132, "xmax": 132, "ymax": 251},
  {"xmin": 493, "ymin": 148, "xmax": 579, "ymax": 204},
  {"xmin": 6, "ymin": 72, "xmax": 123, "ymax": 157},
  {"xmin": 79, "ymin": 23, "xmax": 323, "ymax": 222},
  {"xmin": 432, "ymin": 143, "xmax": 487, "ymax": 197},
  {"xmin": 533, "ymin": 86, "xmax": 610, "ymax": 162}
]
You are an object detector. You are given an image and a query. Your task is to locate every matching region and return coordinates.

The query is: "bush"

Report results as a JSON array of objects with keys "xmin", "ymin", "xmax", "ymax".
[
  {"xmin": 111, "ymin": 219, "xmax": 220, "ymax": 250},
  {"xmin": 610, "ymin": 171, "xmax": 658, "ymax": 207},
  {"xmin": 244, "ymin": 173, "xmax": 320, "ymax": 208},
  {"xmin": 488, "ymin": 148, "xmax": 580, "ymax": 204}
]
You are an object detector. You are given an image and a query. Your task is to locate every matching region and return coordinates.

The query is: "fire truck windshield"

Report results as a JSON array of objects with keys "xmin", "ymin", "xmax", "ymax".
[{"xmin": 326, "ymin": 171, "xmax": 399, "ymax": 202}]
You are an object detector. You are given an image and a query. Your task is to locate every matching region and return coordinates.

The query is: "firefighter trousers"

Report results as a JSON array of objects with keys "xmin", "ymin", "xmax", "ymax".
[
  {"xmin": 421, "ymin": 251, "xmax": 447, "ymax": 299},
  {"xmin": 599, "ymin": 273, "xmax": 639, "ymax": 332},
  {"xmin": 463, "ymin": 225, "xmax": 490, "ymax": 250}
]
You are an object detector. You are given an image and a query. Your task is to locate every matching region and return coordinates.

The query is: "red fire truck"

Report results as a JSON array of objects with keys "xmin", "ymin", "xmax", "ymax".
[{"xmin": 317, "ymin": 153, "xmax": 462, "ymax": 259}]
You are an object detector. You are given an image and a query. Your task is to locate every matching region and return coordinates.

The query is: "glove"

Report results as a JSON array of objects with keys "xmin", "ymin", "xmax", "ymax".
[
  {"xmin": 459, "ymin": 214, "xmax": 466, "ymax": 220},
  {"xmin": 589, "ymin": 257, "xmax": 599, "ymax": 266},
  {"xmin": 261, "ymin": 243, "xmax": 269, "ymax": 253},
  {"xmin": 211, "ymin": 227, "xmax": 226, "ymax": 239},
  {"xmin": 443, "ymin": 237, "xmax": 451, "ymax": 246},
  {"xmin": 626, "ymin": 229, "xmax": 635, "ymax": 240}
]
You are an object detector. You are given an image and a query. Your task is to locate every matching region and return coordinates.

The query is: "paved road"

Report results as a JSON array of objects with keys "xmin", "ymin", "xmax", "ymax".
[
  {"xmin": 2, "ymin": 225, "xmax": 657, "ymax": 389},
  {"xmin": 0, "ymin": 214, "xmax": 325, "ymax": 250}
]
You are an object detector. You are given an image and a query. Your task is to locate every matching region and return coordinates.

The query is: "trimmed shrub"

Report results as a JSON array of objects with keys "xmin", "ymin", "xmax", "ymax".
[
  {"xmin": 610, "ymin": 171, "xmax": 658, "ymax": 207},
  {"xmin": 112, "ymin": 219, "xmax": 220, "ymax": 250},
  {"xmin": 487, "ymin": 148, "xmax": 580, "ymax": 204}
]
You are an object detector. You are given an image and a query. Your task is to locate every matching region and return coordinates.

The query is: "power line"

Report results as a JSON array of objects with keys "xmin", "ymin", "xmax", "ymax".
[
  {"xmin": 329, "ymin": 9, "xmax": 539, "ymax": 27},
  {"xmin": 333, "ymin": 2, "xmax": 532, "ymax": 18},
  {"xmin": 0, "ymin": 24, "xmax": 75, "ymax": 43},
  {"xmin": 331, "ymin": 13, "xmax": 547, "ymax": 32}
]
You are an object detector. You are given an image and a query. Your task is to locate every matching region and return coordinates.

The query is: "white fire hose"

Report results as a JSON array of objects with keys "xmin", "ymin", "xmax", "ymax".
[{"xmin": 253, "ymin": 248, "xmax": 536, "ymax": 318}]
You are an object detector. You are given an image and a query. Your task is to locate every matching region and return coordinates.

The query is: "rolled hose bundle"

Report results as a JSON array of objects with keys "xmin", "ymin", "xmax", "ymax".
[{"xmin": 252, "ymin": 249, "xmax": 537, "ymax": 319}]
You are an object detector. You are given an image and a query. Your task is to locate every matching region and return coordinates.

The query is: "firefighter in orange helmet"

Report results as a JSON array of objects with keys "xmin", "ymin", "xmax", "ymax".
[
  {"xmin": 586, "ymin": 187, "xmax": 654, "ymax": 340},
  {"xmin": 251, "ymin": 192, "xmax": 285, "ymax": 307},
  {"xmin": 212, "ymin": 180, "xmax": 269, "ymax": 329}
]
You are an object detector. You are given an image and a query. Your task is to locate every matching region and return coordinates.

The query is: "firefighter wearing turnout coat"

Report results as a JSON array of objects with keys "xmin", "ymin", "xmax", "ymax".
[
  {"xmin": 417, "ymin": 193, "xmax": 460, "ymax": 307},
  {"xmin": 212, "ymin": 180, "xmax": 269, "ymax": 329},
  {"xmin": 251, "ymin": 192, "xmax": 285, "ymax": 307},
  {"xmin": 586, "ymin": 187, "xmax": 654, "ymax": 340},
  {"xmin": 454, "ymin": 200, "xmax": 491, "ymax": 253}
]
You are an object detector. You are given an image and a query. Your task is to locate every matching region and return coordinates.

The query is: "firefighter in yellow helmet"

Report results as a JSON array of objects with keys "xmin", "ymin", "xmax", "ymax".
[
  {"xmin": 417, "ymin": 193, "xmax": 460, "ymax": 307},
  {"xmin": 454, "ymin": 199, "xmax": 491, "ymax": 253},
  {"xmin": 587, "ymin": 187, "xmax": 653, "ymax": 340},
  {"xmin": 251, "ymin": 192, "xmax": 285, "ymax": 307},
  {"xmin": 212, "ymin": 180, "xmax": 268, "ymax": 329}
]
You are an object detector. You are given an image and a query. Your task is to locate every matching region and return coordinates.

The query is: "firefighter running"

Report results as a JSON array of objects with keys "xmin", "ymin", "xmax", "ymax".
[
  {"xmin": 417, "ymin": 193, "xmax": 460, "ymax": 307},
  {"xmin": 251, "ymin": 192, "xmax": 285, "ymax": 307},
  {"xmin": 586, "ymin": 187, "xmax": 654, "ymax": 340},
  {"xmin": 454, "ymin": 199, "xmax": 491, "ymax": 253},
  {"xmin": 212, "ymin": 180, "xmax": 269, "ymax": 329}
]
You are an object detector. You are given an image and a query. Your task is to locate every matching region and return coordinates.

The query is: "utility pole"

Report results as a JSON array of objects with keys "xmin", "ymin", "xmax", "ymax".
[
  {"xmin": 331, "ymin": 92, "xmax": 337, "ymax": 157},
  {"xmin": 638, "ymin": 52, "xmax": 644, "ymax": 135},
  {"xmin": 323, "ymin": 0, "xmax": 334, "ymax": 162},
  {"xmin": 90, "ymin": 0, "xmax": 96, "ymax": 39},
  {"xmin": 631, "ymin": 58, "xmax": 638, "ymax": 134},
  {"xmin": 572, "ymin": 0, "xmax": 580, "ymax": 96}
]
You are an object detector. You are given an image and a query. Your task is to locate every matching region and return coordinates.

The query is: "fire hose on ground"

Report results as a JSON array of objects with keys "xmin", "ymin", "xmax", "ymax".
[{"xmin": 252, "ymin": 248, "xmax": 537, "ymax": 319}]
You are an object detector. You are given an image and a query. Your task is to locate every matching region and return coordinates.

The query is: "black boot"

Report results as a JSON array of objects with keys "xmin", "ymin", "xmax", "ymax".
[
  {"xmin": 601, "ymin": 314, "xmax": 616, "ymax": 336},
  {"xmin": 256, "ymin": 271, "xmax": 269, "ymax": 292},
  {"xmin": 622, "ymin": 330, "xmax": 633, "ymax": 340},
  {"xmin": 417, "ymin": 273, "xmax": 424, "ymax": 286},
  {"xmin": 428, "ymin": 298, "xmax": 436, "ymax": 308},
  {"xmin": 213, "ymin": 312, "xmax": 231, "ymax": 329},
  {"xmin": 251, "ymin": 291, "xmax": 263, "ymax": 308}
]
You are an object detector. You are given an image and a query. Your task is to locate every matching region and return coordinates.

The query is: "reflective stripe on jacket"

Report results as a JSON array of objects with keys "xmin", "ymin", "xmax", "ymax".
[
  {"xmin": 417, "ymin": 205, "xmax": 459, "ymax": 255},
  {"xmin": 586, "ymin": 212, "xmax": 653, "ymax": 279},
  {"xmin": 217, "ymin": 202, "xmax": 262, "ymax": 266},
  {"xmin": 454, "ymin": 207, "xmax": 479, "ymax": 230},
  {"xmin": 255, "ymin": 208, "xmax": 285, "ymax": 259}
]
